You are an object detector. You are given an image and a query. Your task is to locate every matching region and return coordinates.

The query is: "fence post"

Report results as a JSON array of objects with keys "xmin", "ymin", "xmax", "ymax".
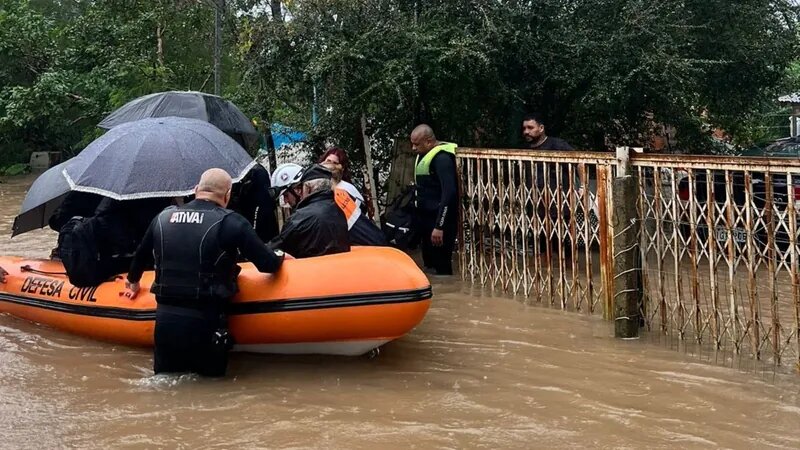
[{"xmin": 613, "ymin": 146, "xmax": 641, "ymax": 338}]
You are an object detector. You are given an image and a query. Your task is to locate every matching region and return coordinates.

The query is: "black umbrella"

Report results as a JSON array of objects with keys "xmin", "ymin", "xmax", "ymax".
[
  {"xmin": 11, "ymin": 161, "xmax": 73, "ymax": 236},
  {"xmin": 98, "ymin": 91, "xmax": 259, "ymax": 150},
  {"xmin": 65, "ymin": 117, "xmax": 256, "ymax": 200}
]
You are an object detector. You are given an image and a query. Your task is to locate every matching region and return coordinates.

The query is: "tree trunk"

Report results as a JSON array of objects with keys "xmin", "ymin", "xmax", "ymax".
[
  {"xmin": 258, "ymin": 80, "xmax": 278, "ymax": 171},
  {"xmin": 270, "ymin": 0, "xmax": 282, "ymax": 21},
  {"xmin": 156, "ymin": 23, "xmax": 165, "ymax": 67},
  {"xmin": 361, "ymin": 115, "xmax": 381, "ymax": 222},
  {"xmin": 213, "ymin": 0, "xmax": 224, "ymax": 95}
]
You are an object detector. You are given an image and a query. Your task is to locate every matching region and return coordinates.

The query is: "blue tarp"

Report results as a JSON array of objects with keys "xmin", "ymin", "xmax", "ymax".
[{"xmin": 269, "ymin": 123, "xmax": 307, "ymax": 149}]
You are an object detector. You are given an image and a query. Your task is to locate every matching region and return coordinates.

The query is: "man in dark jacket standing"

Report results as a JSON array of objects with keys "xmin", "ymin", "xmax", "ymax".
[
  {"xmin": 410, "ymin": 124, "xmax": 458, "ymax": 276},
  {"xmin": 125, "ymin": 168, "xmax": 284, "ymax": 377},
  {"xmin": 269, "ymin": 164, "xmax": 350, "ymax": 258}
]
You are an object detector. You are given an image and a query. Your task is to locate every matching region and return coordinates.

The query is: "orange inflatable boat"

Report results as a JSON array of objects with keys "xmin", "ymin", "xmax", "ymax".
[{"xmin": 0, "ymin": 247, "xmax": 432, "ymax": 356}]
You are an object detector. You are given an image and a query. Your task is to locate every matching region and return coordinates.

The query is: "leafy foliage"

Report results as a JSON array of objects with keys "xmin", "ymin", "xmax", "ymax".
[
  {"xmin": 1, "ymin": 0, "xmax": 798, "ymax": 171},
  {"xmin": 241, "ymin": 0, "xmax": 800, "ymax": 158}
]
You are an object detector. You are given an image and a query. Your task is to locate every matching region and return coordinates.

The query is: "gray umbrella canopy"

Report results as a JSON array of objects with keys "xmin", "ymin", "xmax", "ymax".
[
  {"xmin": 98, "ymin": 91, "xmax": 259, "ymax": 149},
  {"xmin": 64, "ymin": 117, "xmax": 256, "ymax": 200},
  {"xmin": 11, "ymin": 160, "xmax": 73, "ymax": 236}
]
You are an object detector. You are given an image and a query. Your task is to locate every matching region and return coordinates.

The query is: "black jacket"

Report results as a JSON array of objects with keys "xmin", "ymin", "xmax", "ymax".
[
  {"xmin": 269, "ymin": 190, "xmax": 350, "ymax": 258},
  {"xmin": 48, "ymin": 191, "xmax": 103, "ymax": 232},
  {"xmin": 228, "ymin": 165, "xmax": 280, "ymax": 243},
  {"xmin": 93, "ymin": 197, "xmax": 173, "ymax": 257},
  {"xmin": 350, "ymin": 214, "xmax": 388, "ymax": 246}
]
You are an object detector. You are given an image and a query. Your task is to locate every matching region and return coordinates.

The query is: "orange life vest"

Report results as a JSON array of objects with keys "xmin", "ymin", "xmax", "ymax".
[{"xmin": 334, "ymin": 188, "xmax": 360, "ymax": 229}]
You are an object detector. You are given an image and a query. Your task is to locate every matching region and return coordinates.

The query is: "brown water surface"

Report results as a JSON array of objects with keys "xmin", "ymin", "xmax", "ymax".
[{"xmin": 0, "ymin": 174, "xmax": 799, "ymax": 449}]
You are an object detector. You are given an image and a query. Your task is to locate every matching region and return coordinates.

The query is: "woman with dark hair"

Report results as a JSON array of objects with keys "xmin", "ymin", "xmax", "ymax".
[
  {"xmin": 321, "ymin": 160, "xmax": 386, "ymax": 246},
  {"xmin": 319, "ymin": 147, "xmax": 364, "ymax": 203},
  {"xmin": 318, "ymin": 147, "xmax": 352, "ymax": 182}
]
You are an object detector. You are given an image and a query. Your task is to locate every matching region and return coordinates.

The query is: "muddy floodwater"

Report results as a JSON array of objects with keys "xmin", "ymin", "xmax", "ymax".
[{"xmin": 1, "ymin": 174, "xmax": 799, "ymax": 449}]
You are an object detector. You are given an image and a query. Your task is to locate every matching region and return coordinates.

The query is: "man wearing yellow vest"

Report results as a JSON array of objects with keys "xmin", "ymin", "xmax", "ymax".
[{"xmin": 410, "ymin": 124, "xmax": 458, "ymax": 276}]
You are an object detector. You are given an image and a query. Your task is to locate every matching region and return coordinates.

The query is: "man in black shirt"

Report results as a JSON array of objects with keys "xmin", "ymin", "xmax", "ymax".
[
  {"xmin": 125, "ymin": 168, "xmax": 284, "ymax": 377},
  {"xmin": 522, "ymin": 112, "xmax": 574, "ymax": 151},
  {"xmin": 410, "ymin": 124, "xmax": 458, "ymax": 276},
  {"xmin": 268, "ymin": 164, "xmax": 350, "ymax": 258},
  {"xmin": 521, "ymin": 112, "xmax": 576, "ymax": 257}
]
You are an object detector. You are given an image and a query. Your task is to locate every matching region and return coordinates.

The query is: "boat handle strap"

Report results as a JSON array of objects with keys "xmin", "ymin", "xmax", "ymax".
[{"xmin": 20, "ymin": 265, "xmax": 68, "ymax": 276}]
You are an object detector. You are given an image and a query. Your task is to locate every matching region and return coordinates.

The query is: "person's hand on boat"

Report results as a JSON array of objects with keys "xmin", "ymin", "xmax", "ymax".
[
  {"xmin": 123, "ymin": 279, "xmax": 140, "ymax": 299},
  {"xmin": 431, "ymin": 228, "xmax": 444, "ymax": 246},
  {"xmin": 0, "ymin": 265, "xmax": 7, "ymax": 284}
]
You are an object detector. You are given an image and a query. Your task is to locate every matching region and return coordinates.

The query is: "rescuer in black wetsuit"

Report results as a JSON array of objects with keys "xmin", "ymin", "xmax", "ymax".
[
  {"xmin": 410, "ymin": 124, "xmax": 458, "ymax": 276},
  {"xmin": 125, "ymin": 168, "xmax": 284, "ymax": 377}
]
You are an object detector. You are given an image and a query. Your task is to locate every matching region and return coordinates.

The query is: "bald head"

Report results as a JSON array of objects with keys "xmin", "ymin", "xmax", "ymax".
[
  {"xmin": 410, "ymin": 124, "xmax": 438, "ymax": 155},
  {"xmin": 195, "ymin": 168, "xmax": 232, "ymax": 207},
  {"xmin": 411, "ymin": 124, "xmax": 436, "ymax": 141}
]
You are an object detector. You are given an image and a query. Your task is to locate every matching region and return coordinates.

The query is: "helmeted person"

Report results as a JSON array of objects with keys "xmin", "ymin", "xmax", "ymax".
[
  {"xmin": 125, "ymin": 168, "xmax": 284, "ymax": 377},
  {"xmin": 270, "ymin": 163, "xmax": 304, "ymax": 209},
  {"xmin": 268, "ymin": 164, "xmax": 350, "ymax": 258},
  {"xmin": 320, "ymin": 161, "xmax": 386, "ymax": 246},
  {"xmin": 410, "ymin": 124, "xmax": 458, "ymax": 276}
]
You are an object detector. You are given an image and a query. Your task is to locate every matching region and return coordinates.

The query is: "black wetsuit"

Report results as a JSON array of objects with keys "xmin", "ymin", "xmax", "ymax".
[
  {"xmin": 128, "ymin": 199, "xmax": 283, "ymax": 376},
  {"xmin": 414, "ymin": 151, "xmax": 458, "ymax": 275}
]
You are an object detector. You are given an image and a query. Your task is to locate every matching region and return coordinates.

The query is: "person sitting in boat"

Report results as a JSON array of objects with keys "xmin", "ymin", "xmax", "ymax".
[
  {"xmin": 125, "ymin": 168, "xmax": 285, "ymax": 377},
  {"xmin": 319, "ymin": 147, "xmax": 363, "ymax": 201},
  {"xmin": 56, "ymin": 196, "xmax": 172, "ymax": 286},
  {"xmin": 47, "ymin": 191, "xmax": 103, "ymax": 260},
  {"xmin": 320, "ymin": 161, "xmax": 387, "ymax": 246},
  {"xmin": 268, "ymin": 164, "xmax": 350, "ymax": 258},
  {"xmin": 318, "ymin": 146, "xmax": 354, "ymax": 182},
  {"xmin": 271, "ymin": 162, "xmax": 384, "ymax": 247},
  {"xmin": 270, "ymin": 163, "xmax": 304, "ymax": 209}
]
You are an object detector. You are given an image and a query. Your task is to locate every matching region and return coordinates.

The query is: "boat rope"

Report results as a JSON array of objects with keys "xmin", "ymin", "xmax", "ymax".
[{"xmin": 20, "ymin": 265, "xmax": 67, "ymax": 276}]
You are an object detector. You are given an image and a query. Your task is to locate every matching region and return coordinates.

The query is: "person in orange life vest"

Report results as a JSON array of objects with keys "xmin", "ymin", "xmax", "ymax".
[
  {"xmin": 320, "ymin": 161, "xmax": 386, "ymax": 246},
  {"xmin": 319, "ymin": 147, "xmax": 364, "ymax": 205}
]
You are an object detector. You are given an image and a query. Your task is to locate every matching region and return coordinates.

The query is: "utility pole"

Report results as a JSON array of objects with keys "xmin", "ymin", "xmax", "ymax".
[{"xmin": 213, "ymin": 0, "xmax": 224, "ymax": 95}]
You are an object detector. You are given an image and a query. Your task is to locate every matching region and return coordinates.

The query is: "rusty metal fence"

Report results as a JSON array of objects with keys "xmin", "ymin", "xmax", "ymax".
[
  {"xmin": 457, "ymin": 148, "xmax": 800, "ymax": 369},
  {"xmin": 457, "ymin": 148, "xmax": 617, "ymax": 316},
  {"xmin": 633, "ymin": 154, "xmax": 800, "ymax": 368}
]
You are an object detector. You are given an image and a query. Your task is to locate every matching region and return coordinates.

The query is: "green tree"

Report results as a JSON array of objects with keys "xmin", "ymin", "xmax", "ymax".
[{"xmin": 241, "ymin": 0, "xmax": 799, "ymax": 160}]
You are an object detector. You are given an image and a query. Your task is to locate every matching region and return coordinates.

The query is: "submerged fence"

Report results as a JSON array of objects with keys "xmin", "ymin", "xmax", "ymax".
[{"xmin": 457, "ymin": 148, "xmax": 800, "ymax": 369}]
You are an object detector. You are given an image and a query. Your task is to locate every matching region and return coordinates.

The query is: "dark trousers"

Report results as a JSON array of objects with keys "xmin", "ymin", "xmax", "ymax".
[
  {"xmin": 153, "ymin": 301, "xmax": 228, "ymax": 377},
  {"xmin": 416, "ymin": 210, "xmax": 458, "ymax": 275}
]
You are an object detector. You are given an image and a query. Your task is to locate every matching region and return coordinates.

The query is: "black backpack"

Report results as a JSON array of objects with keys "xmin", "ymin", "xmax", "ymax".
[
  {"xmin": 58, "ymin": 217, "xmax": 105, "ymax": 287},
  {"xmin": 381, "ymin": 186, "xmax": 417, "ymax": 250}
]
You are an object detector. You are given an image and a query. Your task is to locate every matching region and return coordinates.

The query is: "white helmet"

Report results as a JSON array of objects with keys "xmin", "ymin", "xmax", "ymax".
[
  {"xmin": 271, "ymin": 163, "xmax": 303, "ymax": 188},
  {"xmin": 270, "ymin": 163, "xmax": 303, "ymax": 207}
]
